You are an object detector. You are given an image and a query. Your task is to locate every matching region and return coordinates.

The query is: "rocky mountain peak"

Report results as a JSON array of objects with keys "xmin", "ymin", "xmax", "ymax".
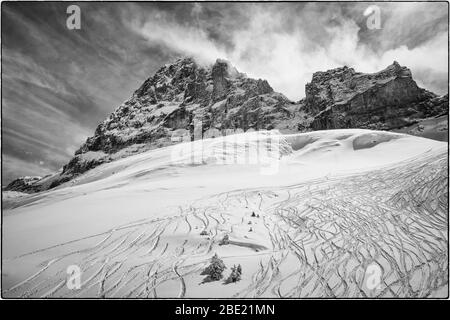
[
  {"xmin": 59, "ymin": 57, "xmax": 293, "ymax": 179},
  {"xmin": 4, "ymin": 176, "xmax": 42, "ymax": 193},
  {"xmin": 306, "ymin": 61, "xmax": 445, "ymax": 130},
  {"xmin": 305, "ymin": 61, "xmax": 426, "ymax": 115},
  {"xmin": 308, "ymin": 61, "xmax": 411, "ymax": 88},
  {"xmin": 134, "ymin": 56, "xmax": 202, "ymax": 102},
  {"xmin": 375, "ymin": 61, "xmax": 413, "ymax": 79}
]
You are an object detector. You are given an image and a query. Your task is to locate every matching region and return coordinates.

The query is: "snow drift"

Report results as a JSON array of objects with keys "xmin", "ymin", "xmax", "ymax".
[{"xmin": 2, "ymin": 129, "xmax": 448, "ymax": 298}]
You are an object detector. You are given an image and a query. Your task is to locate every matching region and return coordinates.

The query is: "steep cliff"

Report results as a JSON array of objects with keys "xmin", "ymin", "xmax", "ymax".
[{"xmin": 306, "ymin": 62, "xmax": 447, "ymax": 130}]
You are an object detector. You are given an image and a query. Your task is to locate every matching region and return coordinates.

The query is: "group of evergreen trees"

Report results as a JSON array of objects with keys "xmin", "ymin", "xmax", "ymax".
[{"xmin": 201, "ymin": 253, "xmax": 242, "ymax": 284}]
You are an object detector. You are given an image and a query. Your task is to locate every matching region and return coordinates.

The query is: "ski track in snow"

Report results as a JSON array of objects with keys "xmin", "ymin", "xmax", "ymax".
[{"xmin": 2, "ymin": 147, "xmax": 448, "ymax": 298}]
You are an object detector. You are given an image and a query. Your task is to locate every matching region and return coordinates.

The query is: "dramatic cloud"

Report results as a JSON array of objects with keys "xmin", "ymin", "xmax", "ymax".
[
  {"xmin": 1, "ymin": 2, "xmax": 448, "ymax": 184},
  {"xmin": 130, "ymin": 2, "xmax": 448, "ymax": 100}
]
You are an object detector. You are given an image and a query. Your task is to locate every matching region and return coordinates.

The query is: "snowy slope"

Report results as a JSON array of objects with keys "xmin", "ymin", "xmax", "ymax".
[{"xmin": 2, "ymin": 129, "xmax": 448, "ymax": 298}]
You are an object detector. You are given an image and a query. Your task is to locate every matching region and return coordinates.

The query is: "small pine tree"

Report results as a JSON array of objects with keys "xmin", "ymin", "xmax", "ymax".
[
  {"xmin": 249, "ymin": 227, "xmax": 253, "ymax": 232},
  {"xmin": 202, "ymin": 253, "xmax": 226, "ymax": 281},
  {"xmin": 219, "ymin": 234, "xmax": 230, "ymax": 245},
  {"xmin": 251, "ymin": 212, "xmax": 256, "ymax": 217},
  {"xmin": 226, "ymin": 264, "xmax": 242, "ymax": 283}
]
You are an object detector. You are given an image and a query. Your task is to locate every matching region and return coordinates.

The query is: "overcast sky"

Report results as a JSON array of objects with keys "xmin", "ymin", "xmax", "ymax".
[{"xmin": 1, "ymin": 2, "xmax": 448, "ymax": 184}]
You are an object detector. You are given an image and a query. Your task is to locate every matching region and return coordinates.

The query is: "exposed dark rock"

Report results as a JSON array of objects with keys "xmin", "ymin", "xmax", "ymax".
[
  {"xmin": 211, "ymin": 59, "xmax": 231, "ymax": 101},
  {"xmin": 59, "ymin": 57, "xmax": 303, "ymax": 179},
  {"xmin": 306, "ymin": 62, "xmax": 447, "ymax": 131}
]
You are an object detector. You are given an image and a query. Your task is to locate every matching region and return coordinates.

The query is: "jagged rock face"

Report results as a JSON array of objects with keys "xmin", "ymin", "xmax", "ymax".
[
  {"xmin": 306, "ymin": 62, "xmax": 447, "ymax": 130},
  {"xmin": 75, "ymin": 58, "xmax": 293, "ymax": 154},
  {"xmin": 211, "ymin": 59, "xmax": 231, "ymax": 100},
  {"xmin": 4, "ymin": 176, "xmax": 42, "ymax": 193}
]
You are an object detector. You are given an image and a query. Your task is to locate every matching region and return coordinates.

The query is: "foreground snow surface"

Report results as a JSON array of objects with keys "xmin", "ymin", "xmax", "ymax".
[{"xmin": 2, "ymin": 129, "xmax": 448, "ymax": 298}]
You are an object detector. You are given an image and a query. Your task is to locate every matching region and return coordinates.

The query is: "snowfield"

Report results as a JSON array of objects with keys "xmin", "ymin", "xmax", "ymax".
[{"xmin": 2, "ymin": 129, "xmax": 448, "ymax": 298}]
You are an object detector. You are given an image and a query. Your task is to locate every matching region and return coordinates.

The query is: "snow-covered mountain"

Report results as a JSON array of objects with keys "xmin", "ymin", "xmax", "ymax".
[{"xmin": 5, "ymin": 58, "xmax": 447, "ymax": 193}]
